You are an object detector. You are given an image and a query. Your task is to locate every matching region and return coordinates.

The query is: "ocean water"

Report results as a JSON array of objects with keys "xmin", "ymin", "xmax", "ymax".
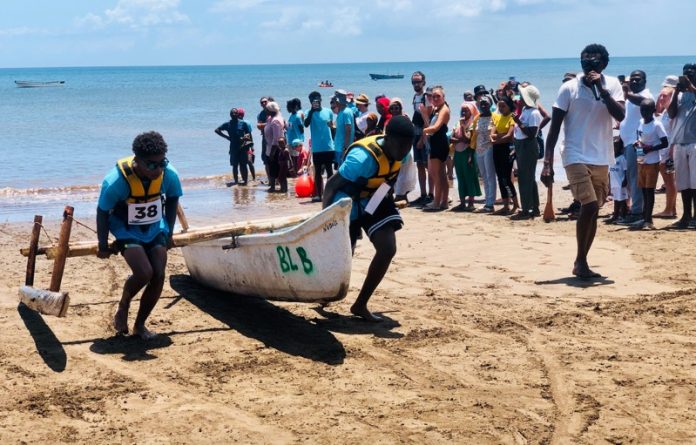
[{"xmin": 0, "ymin": 56, "xmax": 690, "ymax": 223}]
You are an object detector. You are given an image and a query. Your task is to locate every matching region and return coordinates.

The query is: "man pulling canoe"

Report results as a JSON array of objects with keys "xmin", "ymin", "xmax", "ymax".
[
  {"xmin": 96, "ymin": 131, "xmax": 183, "ymax": 338},
  {"xmin": 323, "ymin": 115, "xmax": 415, "ymax": 321}
]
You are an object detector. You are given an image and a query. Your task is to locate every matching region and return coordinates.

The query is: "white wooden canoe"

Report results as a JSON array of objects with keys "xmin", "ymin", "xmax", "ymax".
[{"xmin": 182, "ymin": 198, "xmax": 353, "ymax": 303}]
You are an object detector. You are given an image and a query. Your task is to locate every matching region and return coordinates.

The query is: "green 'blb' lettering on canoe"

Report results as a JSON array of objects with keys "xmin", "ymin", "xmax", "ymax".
[{"xmin": 276, "ymin": 245, "xmax": 314, "ymax": 275}]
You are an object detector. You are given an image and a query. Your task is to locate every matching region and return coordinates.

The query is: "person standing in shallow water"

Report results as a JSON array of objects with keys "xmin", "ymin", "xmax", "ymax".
[
  {"xmin": 215, "ymin": 107, "xmax": 250, "ymax": 186},
  {"xmin": 96, "ymin": 131, "xmax": 182, "ymax": 339},
  {"xmin": 542, "ymin": 43, "xmax": 625, "ymax": 279}
]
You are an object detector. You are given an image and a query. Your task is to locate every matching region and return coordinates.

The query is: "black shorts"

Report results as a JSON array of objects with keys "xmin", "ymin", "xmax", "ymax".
[
  {"xmin": 313, "ymin": 151, "xmax": 335, "ymax": 177},
  {"xmin": 349, "ymin": 197, "xmax": 403, "ymax": 246},
  {"xmin": 114, "ymin": 232, "xmax": 167, "ymax": 254}
]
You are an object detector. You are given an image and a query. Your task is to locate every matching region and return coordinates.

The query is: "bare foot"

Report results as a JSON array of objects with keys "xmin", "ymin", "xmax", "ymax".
[
  {"xmin": 572, "ymin": 262, "xmax": 602, "ymax": 279},
  {"xmin": 113, "ymin": 307, "xmax": 129, "ymax": 335},
  {"xmin": 350, "ymin": 304, "xmax": 383, "ymax": 322},
  {"xmin": 132, "ymin": 325, "xmax": 158, "ymax": 340}
]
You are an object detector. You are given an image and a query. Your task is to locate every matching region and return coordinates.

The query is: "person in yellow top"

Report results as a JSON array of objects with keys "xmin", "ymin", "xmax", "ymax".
[{"xmin": 490, "ymin": 96, "xmax": 519, "ymax": 215}]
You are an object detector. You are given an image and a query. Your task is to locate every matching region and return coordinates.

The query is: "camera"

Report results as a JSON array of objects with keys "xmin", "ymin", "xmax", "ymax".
[
  {"xmin": 581, "ymin": 58, "xmax": 603, "ymax": 73},
  {"xmin": 617, "ymin": 75, "xmax": 626, "ymax": 84}
]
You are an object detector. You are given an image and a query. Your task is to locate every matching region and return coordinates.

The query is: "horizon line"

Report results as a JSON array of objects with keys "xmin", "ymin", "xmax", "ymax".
[{"xmin": 1, "ymin": 54, "xmax": 694, "ymax": 71}]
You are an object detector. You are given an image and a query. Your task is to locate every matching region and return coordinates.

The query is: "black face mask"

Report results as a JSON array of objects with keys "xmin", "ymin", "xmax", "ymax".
[{"xmin": 581, "ymin": 58, "xmax": 603, "ymax": 73}]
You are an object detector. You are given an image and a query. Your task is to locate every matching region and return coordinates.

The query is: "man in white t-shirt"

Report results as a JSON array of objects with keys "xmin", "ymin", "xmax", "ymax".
[
  {"xmin": 542, "ymin": 44, "xmax": 626, "ymax": 279},
  {"xmin": 619, "ymin": 70, "xmax": 653, "ymax": 221}
]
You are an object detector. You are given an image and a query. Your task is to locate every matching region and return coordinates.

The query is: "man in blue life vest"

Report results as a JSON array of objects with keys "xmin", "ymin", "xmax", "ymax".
[
  {"xmin": 323, "ymin": 115, "xmax": 415, "ymax": 322},
  {"xmin": 96, "ymin": 131, "xmax": 183, "ymax": 339}
]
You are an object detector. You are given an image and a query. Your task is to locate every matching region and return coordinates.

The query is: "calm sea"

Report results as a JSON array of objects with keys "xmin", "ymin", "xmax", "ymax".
[{"xmin": 0, "ymin": 56, "xmax": 690, "ymax": 223}]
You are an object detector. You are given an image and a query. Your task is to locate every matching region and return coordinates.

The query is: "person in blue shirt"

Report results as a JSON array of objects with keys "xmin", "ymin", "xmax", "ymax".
[
  {"xmin": 323, "ymin": 116, "xmax": 415, "ymax": 322},
  {"xmin": 215, "ymin": 107, "xmax": 252, "ymax": 186},
  {"xmin": 96, "ymin": 131, "xmax": 183, "ymax": 339},
  {"xmin": 304, "ymin": 91, "xmax": 335, "ymax": 202},
  {"xmin": 286, "ymin": 98, "xmax": 305, "ymax": 177},
  {"xmin": 334, "ymin": 89, "xmax": 356, "ymax": 166}
]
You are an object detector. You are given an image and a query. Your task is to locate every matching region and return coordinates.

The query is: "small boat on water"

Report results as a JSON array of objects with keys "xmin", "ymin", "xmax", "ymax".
[
  {"xmin": 318, "ymin": 82, "xmax": 334, "ymax": 88},
  {"xmin": 182, "ymin": 198, "xmax": 352, "ymax": 303},
  {"xmin": 369, "ymin": 73, "xmax": 404, "ymax": 80},
  {"xmin": 15, "ymin": 80, "xmax": 65, "ymax": 88}
]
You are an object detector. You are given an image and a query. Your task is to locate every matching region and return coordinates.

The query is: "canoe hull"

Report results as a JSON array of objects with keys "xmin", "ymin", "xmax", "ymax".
[
  {"xmin": 369, "ymin": 74, "xmax": 404, "ymax": 80},
  {"xmin": 15, "ymin": 80, "xmax": 65, "ymax": 88},
  {"xmin": 182, "ymin": 198, "xmax": 353, "ymax": 303}
]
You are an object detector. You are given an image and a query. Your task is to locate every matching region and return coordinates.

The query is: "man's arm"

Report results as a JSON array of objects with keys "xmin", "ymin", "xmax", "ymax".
[
  {"xmin": 304, "ymin": 109, "xmax": 314, "ymax": 127},
  {"xmin": 164, "ymin": 196, "xmax": 179, "ymax": 248},
  {"xmin": 96, "ymin": 207, "xmax": 111, "ymax": 258},
  {"xmin": 322, "ymin": 173, "xmax": 350, "ymax": 209},
  {"xmin": 668, "ymin": 88, "xmax": 681, "ymax": 119},
  {"xmin": 541, "ymin": 107, "xmax": 567, "ymax": 180},
  {"xmin": 214, "ymin": 127, "xmax": 231, "ymax": 141}
]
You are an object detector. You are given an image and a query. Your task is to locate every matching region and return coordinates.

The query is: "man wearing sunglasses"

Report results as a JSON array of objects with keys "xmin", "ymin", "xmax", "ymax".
[{"xmin": 96, "ymin": 131, "xmax": 183, "ymax": 339}]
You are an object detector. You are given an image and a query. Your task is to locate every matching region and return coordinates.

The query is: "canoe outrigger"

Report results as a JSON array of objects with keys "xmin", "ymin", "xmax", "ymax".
[{"xmin": 18, "ymin": 198, "xmax": 353, "ymax": 316}]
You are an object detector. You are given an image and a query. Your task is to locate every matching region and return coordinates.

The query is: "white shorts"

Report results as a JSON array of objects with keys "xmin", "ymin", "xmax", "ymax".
[
  {"xmin": 611, "ymin": 185, "xmax": 628, "ymax": 201},
  {"xmin": 674, "ymin": 143, "xmax": 696, "ymax": 191}
]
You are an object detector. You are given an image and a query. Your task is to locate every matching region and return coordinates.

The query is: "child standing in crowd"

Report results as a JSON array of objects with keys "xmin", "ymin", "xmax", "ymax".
[
  {"xmin": 632, "ymin": 98, "xmax": 669, "ymax": 230},
  {"xmin": 491, "ymin": 96, "xmax": 519, "ymax": 215},
  {"xmin": 608, "ymin": 137, "xmax": 628, "ymax": 224}
]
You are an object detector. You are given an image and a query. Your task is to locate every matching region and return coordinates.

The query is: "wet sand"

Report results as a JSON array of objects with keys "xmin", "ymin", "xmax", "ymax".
[{"xmin": 1, "ymin": 185, "xmax": 696, "ymax": 444}]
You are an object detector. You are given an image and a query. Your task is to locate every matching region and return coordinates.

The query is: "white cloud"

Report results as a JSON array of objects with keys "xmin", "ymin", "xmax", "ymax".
[{"xmin": 78, "ymin": 0, "xmax": 189, "ymax": 29}]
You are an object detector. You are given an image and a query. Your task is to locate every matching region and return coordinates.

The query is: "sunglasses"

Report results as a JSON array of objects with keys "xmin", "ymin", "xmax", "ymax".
[
  {"xmin": 141, "ymin": 157, "xmax": 169, "ymax": 171},
  {"xmin": 411, "ymin": 80, "xmax": 424, "ymax": 85},
  {"xmin": 389, "ymin": 105, "xmax": 402, "ymax": 110},
  {"xmin": 431, "ymin": 94, "xmax": 443, "ymax": 99}
]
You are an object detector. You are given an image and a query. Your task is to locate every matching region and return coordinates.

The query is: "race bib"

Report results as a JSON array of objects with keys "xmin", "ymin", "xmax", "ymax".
[{"xmin": 127, "ymin": 199, "xmax": 162, "ymax": 225}]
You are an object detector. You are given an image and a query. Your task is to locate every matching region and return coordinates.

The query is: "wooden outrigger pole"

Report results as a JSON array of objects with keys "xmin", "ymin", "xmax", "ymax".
[{"xmin": 18, "ymin": 207, "xmax": 73, "ymax": 317}]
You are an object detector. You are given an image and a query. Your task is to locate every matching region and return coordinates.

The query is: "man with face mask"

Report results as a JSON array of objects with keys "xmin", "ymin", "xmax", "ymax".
[
  {"xmin": 618, "ymin": 70, "xmax": 653, "ymax": 223},
  {"xmin": 667, "ymin": 63, "xmax": 696, "ymax": 229},
  {"xmin": 541, "ymin": 43, "xmax": 625, "ymax": 280}
]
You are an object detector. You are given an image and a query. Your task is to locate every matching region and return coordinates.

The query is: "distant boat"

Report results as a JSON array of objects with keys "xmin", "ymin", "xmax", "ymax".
[
  {"xmin": 318, "ymin": 82, "xmax": 334, "ymax": 88},
  {"xmin": 15, "ymin": 80, "xmax": 65, "ymax": 88},
  {"xmin": 369, "ymin": 73, "xmax": 404, "ymax": 81}
]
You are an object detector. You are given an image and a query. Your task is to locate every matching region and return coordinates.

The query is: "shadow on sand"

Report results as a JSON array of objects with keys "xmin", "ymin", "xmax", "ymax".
[
  {"xmin": 535, "ymin": 275, "xmax": 615, "ymax": 288},
  {"xmin": 169, "ymin": 274, "xmax": 346, "ymax": 365},
  {"xmin": 311, "ymin": 306, "xmax": 404, "ymax": 339},
  {"xmin": 89, "ymin": 334, "xmax": 173, "ymax": 361},
  {"xmin": 18, "ymin": 303, "xmax": 67, "ymax": 372}
]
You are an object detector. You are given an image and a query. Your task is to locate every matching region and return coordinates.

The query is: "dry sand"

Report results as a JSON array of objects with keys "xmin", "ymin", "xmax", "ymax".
[{"xmin": 1, "ymin": 187, "xmax": 696, "ymax": 444}]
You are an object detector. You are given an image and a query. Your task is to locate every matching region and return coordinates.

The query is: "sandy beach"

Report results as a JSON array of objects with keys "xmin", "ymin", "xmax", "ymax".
[{"xmin": 2, "ymin": 186, "xmax": 696, "ymax": 444}]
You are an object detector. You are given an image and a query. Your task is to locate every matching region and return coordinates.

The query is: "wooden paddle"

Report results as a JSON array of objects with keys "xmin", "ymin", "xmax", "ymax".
[{"xmin": 543, "ymin": 184, "xmax": 555, "ymax": 223}]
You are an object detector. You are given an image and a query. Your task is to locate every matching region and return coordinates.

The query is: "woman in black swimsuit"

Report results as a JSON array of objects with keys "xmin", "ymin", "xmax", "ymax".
[{"xmin": 423, "ymin": 86, "xmax": 451, "ymax": 211}]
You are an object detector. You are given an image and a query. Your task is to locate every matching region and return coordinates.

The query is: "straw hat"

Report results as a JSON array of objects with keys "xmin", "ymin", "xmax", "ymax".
[{"xmin": 519, "ymin": 85, "xmax": 540, "ymax": 108}]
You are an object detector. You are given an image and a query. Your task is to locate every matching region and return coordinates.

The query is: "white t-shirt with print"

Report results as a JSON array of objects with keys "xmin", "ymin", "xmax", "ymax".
[
  {"xmin": 513, "ymin": 107, "xmax": 542, "ymax": 140},
  {"xmin": 609, "ymin": 154, "xmax": 628, "ymax": 201},
  {"xmin": 638, "ymin": 118, "xmax": 668, "ymax": 165},
  {"xmin": 554, "ymin": 74, "xmax": 624, "ymax": 167},
  {"xmin": 619, "ymin": 88, "xmax": 653, "ymax": 146}
]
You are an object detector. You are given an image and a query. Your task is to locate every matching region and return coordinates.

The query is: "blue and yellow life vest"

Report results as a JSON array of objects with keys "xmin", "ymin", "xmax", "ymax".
[
  {"xmin": 344, "ymin": 135, "xmax": 401, "ymax": 198},
  {"xmin": 116, "ymin": 155, "xmax": 163, "ymax": 203}
]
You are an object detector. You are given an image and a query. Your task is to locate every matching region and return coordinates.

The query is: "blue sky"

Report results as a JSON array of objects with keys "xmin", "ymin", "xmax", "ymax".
[{"xmin": 1, "ymin": 0, "xmax": 694, "ymax": 68}]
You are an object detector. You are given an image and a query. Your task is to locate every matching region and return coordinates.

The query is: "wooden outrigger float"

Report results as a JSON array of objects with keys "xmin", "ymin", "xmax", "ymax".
[{"xmin": 19, "ymin": 199, "xmax": 353, "ymax": 317}]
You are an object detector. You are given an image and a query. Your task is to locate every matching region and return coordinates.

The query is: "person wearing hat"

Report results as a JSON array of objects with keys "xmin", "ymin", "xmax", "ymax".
[
  {"xmin": 334, "ymin": 89, "xmax": 355, "ymax": 167},
  {"xmin": 304, "ymin": 91, "xmax": 335, "ymax": 202},
  {"xmin": 510, "ymin": 85, "xmax": 543, "ymax": 219},
  {"xmin": 322, "ymin": 115, "xmax": 415, "ymax": 322},
  {"xmin": 542, "ymin": 43, "xmax": 625, "ymax": 279},
  {"xmin": 354, "ymin": 93, "xmax": 372, "ymax": 140},
  {"xmin": 215, "ymin": 107, "xmax": 252, "ymax": 186}
]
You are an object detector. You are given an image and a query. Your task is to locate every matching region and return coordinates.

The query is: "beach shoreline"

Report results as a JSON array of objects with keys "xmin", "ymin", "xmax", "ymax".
[{"xmin": 2, "ymin": 185, "xmax": 696, "ymax": 443}]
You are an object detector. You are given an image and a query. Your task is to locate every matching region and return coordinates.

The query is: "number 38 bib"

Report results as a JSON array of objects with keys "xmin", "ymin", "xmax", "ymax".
[{"xmin": 127, "ymin": 199, "xmax": 162, "ymax": 225}]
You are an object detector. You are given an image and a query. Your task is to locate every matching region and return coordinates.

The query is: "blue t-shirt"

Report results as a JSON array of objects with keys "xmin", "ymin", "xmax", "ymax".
[
  {"xmin": 305, "ymin": 107, "xmax": 334, "ymax": 152},
  {"xmin": 287, "ymin": 112, "xmax": 304, "ymax": 144},
  {"xmin": 335, "ymin": 107, "xmax": 355, "ymax": 152},
  {"xmin": 334, "ymin": 146, "xmax": 379, "ymax": 221},
  {"xmin": 217, "ymin": 119, "xmax": 252, "ymax": 151},
  {"xmin": 98, "ymin": 164, "xmax": 183, "ymax": 242}
]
